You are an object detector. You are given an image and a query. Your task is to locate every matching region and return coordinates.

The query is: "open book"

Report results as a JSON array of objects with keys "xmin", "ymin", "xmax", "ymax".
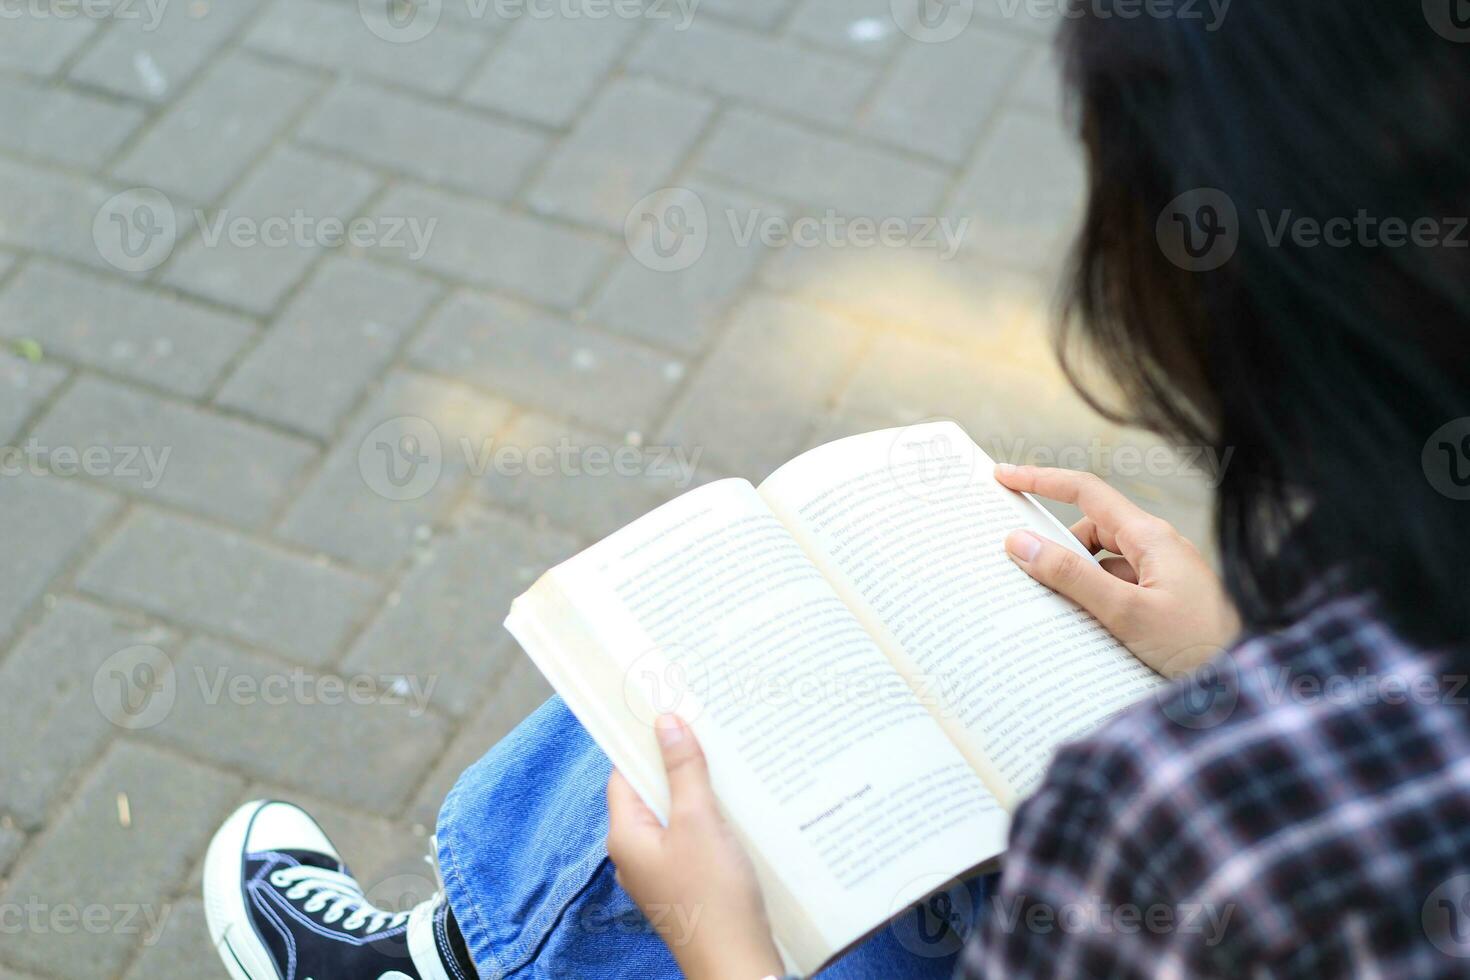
[{"xmin": 505, "ymin": 421, "xmax": 1163, "ymax": 976}]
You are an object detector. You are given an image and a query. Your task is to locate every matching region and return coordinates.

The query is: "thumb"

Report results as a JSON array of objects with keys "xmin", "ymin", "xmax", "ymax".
[
  {"xmin": 1005, "ymin": 530, "xmax": 1136, "ymax": 630},
  {"xmin": 655, "ymin": 714, "xmax": 717, "ymax": 823}
]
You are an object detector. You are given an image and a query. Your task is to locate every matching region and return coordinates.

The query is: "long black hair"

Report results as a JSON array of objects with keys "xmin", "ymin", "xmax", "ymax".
[{"xmin": 1055, "ymin": 1, "xmax": 1469, "ymax": 648}]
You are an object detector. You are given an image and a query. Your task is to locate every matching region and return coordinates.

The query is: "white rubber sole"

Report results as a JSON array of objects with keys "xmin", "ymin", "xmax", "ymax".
[{"xmin": 203, "ymin": 801, "xmax": 283, "ymax": 980}]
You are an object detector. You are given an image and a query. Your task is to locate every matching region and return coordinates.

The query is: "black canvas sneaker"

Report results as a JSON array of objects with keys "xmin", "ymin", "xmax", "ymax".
[{"xmin": 204, "ymin": 800, "xmax": 474, "ymax": 980}]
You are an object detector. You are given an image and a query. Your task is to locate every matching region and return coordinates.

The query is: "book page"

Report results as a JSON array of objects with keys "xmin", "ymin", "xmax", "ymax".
[
  {"xmin": 759, "ymin": 423, "xmax": 1163, "ymax": 807},
  {"xmin": 509, "ymin": 478, "xmax": 1007, "ymax": 966}
]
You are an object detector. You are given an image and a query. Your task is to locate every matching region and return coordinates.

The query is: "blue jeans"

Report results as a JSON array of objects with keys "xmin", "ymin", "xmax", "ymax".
[{"xmin": 436, "ymin": 696, "xmax": 986, "ymax": 979}]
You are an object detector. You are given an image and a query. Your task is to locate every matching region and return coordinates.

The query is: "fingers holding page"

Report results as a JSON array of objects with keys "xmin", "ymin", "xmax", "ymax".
[{"xmin": 995, "ymin": 463, "xmax": 1150, "ymax": 545}]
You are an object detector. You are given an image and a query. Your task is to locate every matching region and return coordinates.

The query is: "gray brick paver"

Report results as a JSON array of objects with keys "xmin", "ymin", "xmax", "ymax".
[
  {"xmin": 525, "ymin": 77, "xmax": 715, "ymax": 234},
  {"xmin": 298, "ymin": 82, "xmax": 549, "ymax": 202},
  {"xmin": 160, "ymin": 146, "xmax": 381, "ymax": 315},
  {"xmin": 110, "ymin": 52, "xmax": 323, "ymax": 204},
  {"xmin": 628, "ymin": 19, "xmax": 875, "ymax": 125},
  {"xmin": 70, "ymin": 0, "xmax": 268, "ymax": 103},
  {"xmin": 0, "ymin": 76, "xmax": 146, "ymax": 170},
  {"xmin": 244, "ymin": 0, "xmax": 489, "ymax": 95},
  {"xmin": 77, "ymin": 508, "xmax": 380, "ymax": 666},
  {"xmin": 697, "ymin": 107, "xmax": 952, "ymax": 217},
  {"xmin": 366, "ymin": 183, "xmax": 617, "ymax": 310},
  {"xmin": 0, "ymin": 599, "xmax": 177, "ymax": 830},
  {"xmin": 0, "ymin": 741, "xmax": 243, "ymax": 980},
  {"xmin": 118, "ymin": 898, "xmax": 214, "ymax": 980},
  {"xmin": 472, "ymin": 412, "xmax": 690, "ymax": 540},
  {"xmin": 0, "ymin": 160, "xmax": 133, "ymax": 271},
  {"xmin": 949, "ymin": 110, "xmax": 1086, "ymax": 272},
  {"xmin": 0, "ymin": 355, "xmax": 68, "ymax": 447},
  {"xmin": 411, "ymin": 290, "xmax": 685, "ymax": 433},
  {"xmin": 32, "ymin": 376, "xmax": 318, "ymax": 527},
  {"xmin": 146, "ymin": 637, "xmax": 451, "ymax": 813},
  {"xmin": 586, "ymin": 181, "xmax": 776, "ymax": 353},
  {"xmin": 698, "ymin": 0, "xmax": 795, "ymax": 29},
  {"xmin": 0, "ymin": 824, "xmax": 24, "ymax": 876},
  {"xmin": 659, "ymin": 293, "xmax": 868, "ymax": 478},
  {"xmin": 276, "ymin": 369, "xmax": 513, "ymax": 572},
  {"xmin": 759, "ymin": 238, "xmax": 1046, "ymax": 342},
  {"xmin": 462, "ymin": 12, "xmax": 641, "ymax": 128},
  {"xmin": 784, "ymin": 0, "xmax": 900, "ymax": 58},
  {"xmin": 860, "ymin": 28, "xmax": 1031, "ymax": 164},
  {"xmin": 0, "ymin": 474, "xmax": 119, "ymax": 644},
  {"xmin": 341, "ymin": 508, "xmax": 579, "ymax": 718},
  {"xmin": 215, "ymin": 257, "xmax": 442, "ymax": 438},
  {"xmin": 0, "ymin": 261, "xmax": 256, "ymax": 399},
  {"xmin": 0, "ymin": 15, "xmax": 95, "ymax": 75}
]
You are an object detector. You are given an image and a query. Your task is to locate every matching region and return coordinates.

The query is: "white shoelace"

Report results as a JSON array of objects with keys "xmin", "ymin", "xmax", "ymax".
[{"xmin": 268, "ymin": 865, "xmax": 414, "ymax": 934}]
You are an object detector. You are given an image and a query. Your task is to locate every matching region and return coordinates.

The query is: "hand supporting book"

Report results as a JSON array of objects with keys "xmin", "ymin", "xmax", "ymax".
[{"xmin": 506, "ymin": 421, "xmax": 1167, "ymax": 976}]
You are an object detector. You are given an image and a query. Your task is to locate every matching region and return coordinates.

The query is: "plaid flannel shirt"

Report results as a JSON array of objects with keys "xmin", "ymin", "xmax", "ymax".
[{"xmin": 959, "ymin": 590, "xmax": 1470, "ymax": 978}]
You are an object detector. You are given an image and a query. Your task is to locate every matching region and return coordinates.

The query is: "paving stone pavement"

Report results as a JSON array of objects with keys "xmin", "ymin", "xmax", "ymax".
[{"xmin": 0, "ymin": 2, "xmax": 1216, "ymax": 977}]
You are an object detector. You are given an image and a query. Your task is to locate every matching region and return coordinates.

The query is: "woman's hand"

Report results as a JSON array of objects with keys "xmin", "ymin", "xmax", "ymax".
[
  {"xmin": 607, "ymin": 715, "xmax": 784, "ymax": 980},
  {"xmin": 995, "ymin": 464, "xmax": 1240, "ymax": 678}
]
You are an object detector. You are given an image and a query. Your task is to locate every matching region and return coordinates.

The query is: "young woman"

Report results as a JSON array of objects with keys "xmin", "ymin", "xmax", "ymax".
[{"xmin": 202, "ymin": 1, "xmax": 1469, "ymax": 977}]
